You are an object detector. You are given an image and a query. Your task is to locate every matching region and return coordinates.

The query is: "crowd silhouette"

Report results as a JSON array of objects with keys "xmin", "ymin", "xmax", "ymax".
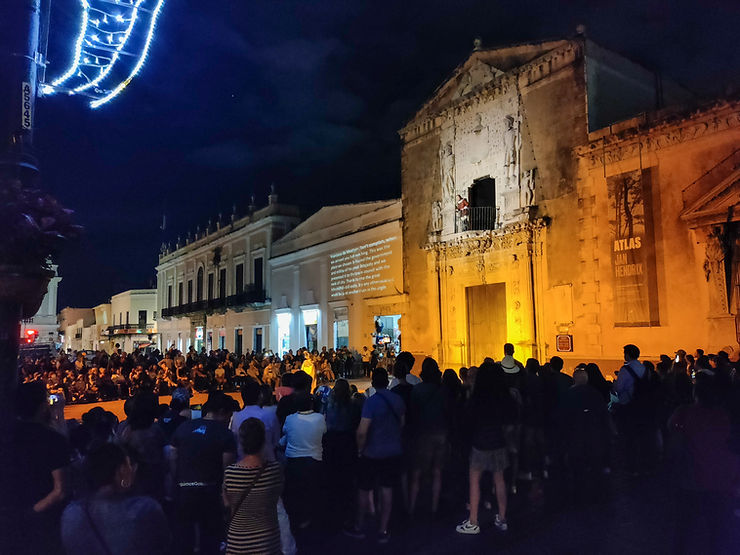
[{"xmin": 6, "ymin": 342, "xmax": 740, "ymax": 554}]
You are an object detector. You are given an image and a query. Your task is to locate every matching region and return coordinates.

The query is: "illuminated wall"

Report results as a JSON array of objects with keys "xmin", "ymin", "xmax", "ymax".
[
  {"xmin": 570, "ymin": 101, "xmax": 740, "ymax": 368},
  {"xmin": 269, "ymin": 200, "xmax": 405, "ymax": 354}
]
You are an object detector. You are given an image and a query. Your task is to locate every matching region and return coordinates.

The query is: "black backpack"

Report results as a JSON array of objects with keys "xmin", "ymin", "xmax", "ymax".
[{"xmin": 623, "ymin": 364, "xmax": 652, "ymax": 414}]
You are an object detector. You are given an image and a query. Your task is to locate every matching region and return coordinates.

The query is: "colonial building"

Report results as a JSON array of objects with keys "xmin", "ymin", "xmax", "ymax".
[
  {"xmin": 58, "ymin": 307, "xmax": 95, "ymax": 352},
  {"xmin": 573, "ymin": 100, "xmax": 740, "ymax": 364},
  {"xmin": 156, "ymin": 193, "xmax": 300, "ymax": 354},
  {"xmin": 399, "ymin": 37, "xmax": 693, "ymax": 370},
  {"xmin": 20, "ymin": 264, "xmax": 62, "ymax": 346},
  {"xmin": 102, "ymin": 289, "xmax": 158, "ymax": 352},
  {"xmin": 269, "ymin": 200, "xmax": 404, "ymax": 355}
]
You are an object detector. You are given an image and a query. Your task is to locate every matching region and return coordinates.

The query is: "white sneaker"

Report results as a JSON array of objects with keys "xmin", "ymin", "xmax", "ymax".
[
  {"xmin": 456, "ymin": 520, "xmax": 480, "ymax": 535},
  {"xmin": 494, "ymin": 514, "xmax": 508, "ymax": 532}
]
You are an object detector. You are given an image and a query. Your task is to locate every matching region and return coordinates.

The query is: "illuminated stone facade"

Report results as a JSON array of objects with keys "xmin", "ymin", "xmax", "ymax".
[
  {"xmin": 574, "ymin": 100, "xmax": 740, "ymax": 365},
  {"xmin": 399, "ymin": 38, "xmax": 707, "ymax": 371}
]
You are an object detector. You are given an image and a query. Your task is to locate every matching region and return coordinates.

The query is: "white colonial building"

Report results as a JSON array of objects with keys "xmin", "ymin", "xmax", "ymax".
[
  {"xmin": 21, "ymin": 264, "xmax": 62, "ymax": 347},
  {"xmin": 269, "ymin": 200, "xmax": 405, "ymax": 355},
  {"xmin": 156, "ymin": 194, "xmax": 300, "ymax": 354},
  {"xmin": 102, "ymin": 289, "xmax": 158, "ymax": 352},
  {"xmin": 58, "ymin": 307, "xmax": 95, "ymax": 352}
]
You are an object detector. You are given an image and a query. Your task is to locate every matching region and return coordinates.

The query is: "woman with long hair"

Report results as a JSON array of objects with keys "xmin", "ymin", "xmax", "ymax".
[
  {"xmin": 61, "ymin": 443, "xmax": 170, "ymax": 554},
  {"xmin": 456, "ymin": 362, "xmax": 515, "ymax": 535},
  {"xmin": 324, "ymin": 379, "xmax": 361, "ymax": 520}
]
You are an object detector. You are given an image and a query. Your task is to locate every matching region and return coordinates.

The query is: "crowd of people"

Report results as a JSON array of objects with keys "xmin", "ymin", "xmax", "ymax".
[
  {"xmin": 20, "ymin": 344, "xmax": 394, "ymax": 405},
  {"xmin": 7, "ymin": 342, "xmax": 740, "ymax": 554}
]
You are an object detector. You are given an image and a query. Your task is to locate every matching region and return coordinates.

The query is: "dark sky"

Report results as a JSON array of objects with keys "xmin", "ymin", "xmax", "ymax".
[{"xmin": 36, "ymin": 0, "xmax": 740, "ymax": 308}]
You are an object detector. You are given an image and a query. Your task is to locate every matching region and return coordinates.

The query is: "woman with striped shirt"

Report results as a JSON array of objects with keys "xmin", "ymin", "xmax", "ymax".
[{"xmin": 224, "ymin": 418, "xmax": 283, "ymax": 554}]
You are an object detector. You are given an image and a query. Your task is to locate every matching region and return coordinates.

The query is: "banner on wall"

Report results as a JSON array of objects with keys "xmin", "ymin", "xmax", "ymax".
[{"xmin": 607, "ymin": 168, "xmax": 660, "ymax": 327}]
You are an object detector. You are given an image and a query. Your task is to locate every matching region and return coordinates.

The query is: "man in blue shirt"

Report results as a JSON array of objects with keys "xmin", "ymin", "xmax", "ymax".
[{"xmin": 345, "ymin": 368, "xmax": 405, "ymax": 544}]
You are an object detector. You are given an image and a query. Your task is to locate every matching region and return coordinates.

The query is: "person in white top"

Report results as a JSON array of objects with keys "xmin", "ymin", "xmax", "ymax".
[
  {"xmin": 230, "ymin": 380, "xmax": 279, "ymax": 461},
  {"xmin": 280, "ymin": 392, "xmax": 326, "ymax": 528}
]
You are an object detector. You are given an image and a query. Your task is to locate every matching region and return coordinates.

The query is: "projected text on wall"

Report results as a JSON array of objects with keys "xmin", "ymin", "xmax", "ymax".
[{"xmin": 330, "ymin": 236, "xmax": 399, "ymax": 298}]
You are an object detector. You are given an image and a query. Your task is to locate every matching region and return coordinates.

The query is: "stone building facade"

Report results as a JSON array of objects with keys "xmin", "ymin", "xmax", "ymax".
[
  {"xmin": 573, "ymin": 100, "xmax": 740, "ymax": 364},
  {"xmin": 399, "ymin": 37, "xmax": 692, "ymax": 371},
  {"xmin": 156, "ymin": 195, "xmax": 300, "ymax": 354}
]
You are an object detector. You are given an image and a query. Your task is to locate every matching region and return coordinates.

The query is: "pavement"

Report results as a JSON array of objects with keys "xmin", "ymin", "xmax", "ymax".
[{"xmin": 294, "ymin": 467, "xmax": 739, "ymax": 555}]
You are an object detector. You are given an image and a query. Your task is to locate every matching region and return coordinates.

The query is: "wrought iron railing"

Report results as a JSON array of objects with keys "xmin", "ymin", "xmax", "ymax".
[{"xmin": 455, "ymin": 205, "xmax": 497, "ymax": 232}]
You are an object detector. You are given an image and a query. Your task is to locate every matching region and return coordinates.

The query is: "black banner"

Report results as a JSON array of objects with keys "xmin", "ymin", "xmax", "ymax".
[{"xmin": 607, "ymin": 169, "xmax": 660, "ymax": 326}]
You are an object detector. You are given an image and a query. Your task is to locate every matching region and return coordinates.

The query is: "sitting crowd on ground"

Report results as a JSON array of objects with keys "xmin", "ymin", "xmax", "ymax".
[
  {"xmin": 7, "ymin": 343, "xmax": 740, "ymax": 554},
  {"xmin": 20, "ymin": 343, "xmax": 396, "ymax": 405}
]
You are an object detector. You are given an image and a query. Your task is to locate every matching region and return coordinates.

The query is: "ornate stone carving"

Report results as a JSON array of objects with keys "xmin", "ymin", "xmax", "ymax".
[
  {"xmin": 454, "ymin": 59, "xmax": 496, "ymax": 99},
  {"xmin": 430, "ymin": 200, "xmax": 443, "ymax": 233},
  {"xmin": 575, "ymin": 102, "xmax": 740, "ymax": 169},
  {"xmin": 704, "ymin": 225, "xmax": 730, "ymax": 313},
  {"xmin": 425, "ymin": 219, "xmax": 546, "ymax": 258},
  {"xmin": 503, "ymin": 115, "xmax": 521, "ymax": 184},
  {"xmin": 440, "ymin": 141, "xmax": 455, "ymax": 199},
  {"xmin": 521, "ymin": 168, "xmax": 536, "ymax": 207}
]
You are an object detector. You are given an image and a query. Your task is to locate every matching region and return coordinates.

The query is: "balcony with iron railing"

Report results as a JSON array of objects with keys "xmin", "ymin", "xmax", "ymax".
[
  {"xmin": 104, "ymin": 324, "xmax": 156, "ymax": 336},
  {"xmin": 455, "ymin": 205, "xmax": 498, "ymax": 233},
  {"xmin": 161, "ymin": 285, "xmax": 266, "ymax": 319}
]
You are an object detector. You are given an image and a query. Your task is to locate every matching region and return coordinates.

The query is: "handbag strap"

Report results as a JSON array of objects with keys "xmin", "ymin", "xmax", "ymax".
[
  {"xmin": 227, "ymin": 465, "xmax": 266, "ymax": 527},
  {"xmin": 376, "ymin": 391, "xmax": 400, "ymax": 424},
  {"xmin": 82, "ymin": 500, "xmax": 114, "ymax": 555}
]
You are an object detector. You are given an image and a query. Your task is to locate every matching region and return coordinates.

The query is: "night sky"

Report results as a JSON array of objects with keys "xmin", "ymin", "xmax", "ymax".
[{"xmin": 35, "ymin": 0, "xmax": 740, "ymax": 309}]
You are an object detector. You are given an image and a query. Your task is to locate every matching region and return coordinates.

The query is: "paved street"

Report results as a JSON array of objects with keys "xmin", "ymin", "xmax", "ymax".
[
  {"xmin": 295, "ymin": 467, "xmax": 739, "ymax": 555},
  {"xmin": 63, "ymin": 388, "xmax": 739, "ymax": 555}
]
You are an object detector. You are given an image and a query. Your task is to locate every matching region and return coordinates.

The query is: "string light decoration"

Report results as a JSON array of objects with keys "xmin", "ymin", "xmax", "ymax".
[{"xmin": 41, "ymin": 0, "xmax": 165, "ymax": 109}]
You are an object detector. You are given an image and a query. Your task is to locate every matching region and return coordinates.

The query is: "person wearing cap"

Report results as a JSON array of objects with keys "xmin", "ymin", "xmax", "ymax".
[{"xmin": 170, "ymin": 391, "xmax": 238, "ymax": 554}]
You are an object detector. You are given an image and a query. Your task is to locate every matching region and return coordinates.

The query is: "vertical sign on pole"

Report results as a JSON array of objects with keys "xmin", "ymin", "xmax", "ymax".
[{"xmin": 21, "ymin": 82, "xmax": 33, "ymax": 130}]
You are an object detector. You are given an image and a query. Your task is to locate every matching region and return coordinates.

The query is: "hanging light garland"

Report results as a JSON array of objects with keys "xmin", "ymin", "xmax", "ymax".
[{"xmin": 41, "ymin": 0, "xmax": 165, "ymax": 109}]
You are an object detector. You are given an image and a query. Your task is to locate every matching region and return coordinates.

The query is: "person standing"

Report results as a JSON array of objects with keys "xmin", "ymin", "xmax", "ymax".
[
  {"xmin": 408, "ymin": 358, "xmax": 447, "ymax": 514},
  {"xmin": 61, "ymin": 443, "xmax": 170, "ymax": 555},
  {"xmin": 224, "ymin": 418, "xmax": 283, "ymax": 555},
  {"xmin": 280, "ymin": 393, "xmax": 326, "ymax": 529},
  {"xmin": 456, "ymin": 363, "xmax": 514, "ymax": 535},
  {"xmin": 6, "ymin": 382, "xmax": 70, "ymax": 555},
  {"xmin": 345, "ymin": 368, "xmax": 405, "ymax": 544},
  {"xmin": 361, "ymin": 346, "xmax": 372, "ymax": 378},
  {"xmin": 170, "ymin": 392, "xmax": 238, "ymax": 554},
  {"xmin": 611, "ymin": 344, "xmax": 648, "ymax": 475},
  {"xmin": 231, "ymin": 380, "xmax": 280, "ymax": 462}
]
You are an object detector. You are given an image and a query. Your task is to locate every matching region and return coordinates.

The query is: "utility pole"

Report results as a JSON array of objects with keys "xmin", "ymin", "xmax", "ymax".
[
  {"xmin": 0, "ymin": 0, "xmax": 47, "ymax": 179},
  {"xmin": 0, "ymin": 0, "xmax": 49, "ymax": 427}
]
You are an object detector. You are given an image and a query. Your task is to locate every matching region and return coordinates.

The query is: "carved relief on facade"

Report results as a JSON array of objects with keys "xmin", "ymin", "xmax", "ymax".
[
  {"xmin": 521, "ymin": 168, "xmax": 536, "ymax": 207},
  {"xmin": 453, "ymin": 59, "xmax": 498, "ymax": 99},
  {"xmin": 576, "ymin": 102, "xmax": 740, "ymax": 170},
  {"xmin": 704, "ymin": 225, "xmax": 731, "ymax": 314},
  {"xmin": 430, "ymin": 200, "xmax": 443, "ymax": 233}
]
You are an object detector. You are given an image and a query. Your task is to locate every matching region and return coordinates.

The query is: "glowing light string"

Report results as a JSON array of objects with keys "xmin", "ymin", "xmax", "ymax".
[
  {"xmin": 90, "ymin": 0, "xmax": 165, "ymax": 108},
  {"xmin": 42, "ymin": 0, "xmax": 165, "ymax": 108},
  {"xmin": 73, "ymin": 0, "xmax": 145, "ymax": 94},
  {"xmin": 48, "ymin": 0, "xmax": 90, "ymax": 90}
]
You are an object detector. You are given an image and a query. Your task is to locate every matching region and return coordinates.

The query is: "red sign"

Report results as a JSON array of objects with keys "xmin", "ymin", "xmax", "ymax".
[{"xmin": 556, "ymin": 334, "xmax": 573, "ymax": 352}]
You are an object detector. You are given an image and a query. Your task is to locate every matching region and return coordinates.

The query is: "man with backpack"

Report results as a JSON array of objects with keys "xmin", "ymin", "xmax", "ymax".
[{"xmin": 612, "ymin": 344, "xmax": 650, "ymax": 475}]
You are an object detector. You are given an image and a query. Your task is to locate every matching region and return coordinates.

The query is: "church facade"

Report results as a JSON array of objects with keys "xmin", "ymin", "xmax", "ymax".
[{"xmin": 399, "ymin": 37, "xmax": 739, "ymax": 372}]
